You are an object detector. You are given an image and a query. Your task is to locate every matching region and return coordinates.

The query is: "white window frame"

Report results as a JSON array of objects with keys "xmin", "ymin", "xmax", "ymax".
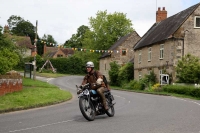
[
  {"xmin": 160, "ymin": 44, "xmax": 164, "ymax": 59},
  {"xmin": 138, "ymin": 50, "xmax": 142, "ymax": 63},
  {"xmin": 148, "ymin": 47, "xmax": 151, "ymax": 61},
  {"xmin": 194, "ymin": 16, "xmax": 200, "ymax": 28}
]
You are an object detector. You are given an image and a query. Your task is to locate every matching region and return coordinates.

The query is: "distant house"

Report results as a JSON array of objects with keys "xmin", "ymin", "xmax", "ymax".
[
  {"xmin": 133, "ymin": 2, "xmax": 200, "ymax": 83},
  {"xmin": 43, "ymin": 44, "xmax": 74, "ymax": 58},
  {"xmin": 99, "ymin": 31, "xmax": 141, "ymax": 81},
  {"xmin": 3, "ymin": 25, "xmax": 34, "ymax": 57}
]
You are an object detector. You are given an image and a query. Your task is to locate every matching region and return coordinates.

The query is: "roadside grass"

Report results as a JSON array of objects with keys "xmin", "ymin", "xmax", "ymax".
[
  {"xmin": 0, "ymin": 78, "xmax": 72, "ymax": 113},
  {"xmin": 36, "ymin": 72, "xmax": 67, "ymax": 78},
  {"xmin": 111, "ymin": 86, "xmax": 200, "ymax": 100}
]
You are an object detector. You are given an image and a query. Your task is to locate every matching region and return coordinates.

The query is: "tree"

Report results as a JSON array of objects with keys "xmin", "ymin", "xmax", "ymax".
[
  {"xmin": 64, "ymin": 25, "xmax": 90, "ymax": 48},
  {"xmin": 83, "ymin": 10, "xmax": 134, "ymax": 50},
  {"xmin": 176, "ymin": 54, "xmax": 200, "ymax": 83},
  {"xmin": 7, "ymin": 15, "xmax": 24, "ymax": 30},
  {"xmin": 11, "ymin": 20, "xmax": 35, "ymax": 44},
  {"xmin": 42, "ymin": 34, "xmax": 57, "ymax": 46},
  {"xmin": 0, "ymin": 26, "xmax": 20, "ymax": 74}
]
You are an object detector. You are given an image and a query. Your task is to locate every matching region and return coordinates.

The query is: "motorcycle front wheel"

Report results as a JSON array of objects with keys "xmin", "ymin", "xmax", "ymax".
[{"xmin": 79, "ymin": 96, "xmax": 95, "ymax": 121}]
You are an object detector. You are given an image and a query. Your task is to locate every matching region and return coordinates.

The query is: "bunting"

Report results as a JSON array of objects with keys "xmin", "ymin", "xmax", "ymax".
[{"xmin": 35, "ymin": 39, "xmax": 129, "ymax": 54}]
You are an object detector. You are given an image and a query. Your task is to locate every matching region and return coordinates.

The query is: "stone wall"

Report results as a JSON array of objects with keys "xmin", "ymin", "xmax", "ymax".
[{"xmin": 0, "ymin": 71, "xmax": 23, "ymax": 96}]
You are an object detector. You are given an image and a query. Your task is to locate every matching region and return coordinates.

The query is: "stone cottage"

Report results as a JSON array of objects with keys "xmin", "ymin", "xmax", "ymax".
[
  {"xmin": 99, "ymin": 31, "xmax": 141, "ymax": 81},
  {"xmin": 134, "ymin": 2, "xmax": 200, "ymax": 83}
]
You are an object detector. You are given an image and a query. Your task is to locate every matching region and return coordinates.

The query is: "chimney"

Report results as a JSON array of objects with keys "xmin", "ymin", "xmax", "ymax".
[{"xmin": 156, "ymin": 7, "xmax": 167, "ymax": 22}]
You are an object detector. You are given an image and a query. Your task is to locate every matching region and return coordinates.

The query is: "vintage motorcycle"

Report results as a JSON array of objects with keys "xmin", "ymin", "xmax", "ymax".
[{"xmin": 76, "ymin": 83, "xmax": 115, "ymax": 121}]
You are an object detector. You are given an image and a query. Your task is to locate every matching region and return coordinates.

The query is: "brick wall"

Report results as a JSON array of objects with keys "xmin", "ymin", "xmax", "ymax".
[
  {"xmin": 0, "ymin": 79, "xmax": 22, "ymax": 96},
  {"xmin": 0, "ymin": 71, "xmax": 23, "ymax": 96}
]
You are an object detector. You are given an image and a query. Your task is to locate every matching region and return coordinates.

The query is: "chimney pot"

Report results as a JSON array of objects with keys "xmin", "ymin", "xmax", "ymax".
[{"xmin": 163, "ymin": 7, "xmax": 165, "ymax": 10}]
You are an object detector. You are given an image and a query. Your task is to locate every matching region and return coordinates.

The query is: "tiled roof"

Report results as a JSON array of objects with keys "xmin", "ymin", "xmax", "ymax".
[{"xmin": 134, "ymin": 2, "xmax": 200, "ymax": 50}]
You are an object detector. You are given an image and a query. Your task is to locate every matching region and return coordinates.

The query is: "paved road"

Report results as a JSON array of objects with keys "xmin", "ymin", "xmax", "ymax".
[{"xmin": 0, "ymin": 76, "xmax": 200, "ymax": 133}]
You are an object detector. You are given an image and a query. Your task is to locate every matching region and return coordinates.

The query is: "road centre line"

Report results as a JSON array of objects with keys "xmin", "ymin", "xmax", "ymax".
[{"xmin": 9, "ymin": 119, "xmax": 77, "ymax": 133}]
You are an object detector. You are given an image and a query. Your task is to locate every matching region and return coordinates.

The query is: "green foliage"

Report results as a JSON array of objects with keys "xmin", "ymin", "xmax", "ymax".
[
  {"xmin": 0, "ymin": 28, "xmax": 20, "ymax": 74},
  {"xmin": 50, "ymin": 56, "xmax": 85, "ymax": 74},
  {"xmin": 123, "ymin": 80, "xmax": 144, "ymax": 90},
  {"xmin": 0, "ymin": 78, "xmax": 72, "ymax": 112},
  {"xmin": 0, "ymin": 48, "xmax": 20, "ymax": 74},
  {"xmin": 117, "ymin": 63, "xmax": 134, "ymax": 86},
  {"xmin": 15, "ymin": 55, "xmax": 44, "ymax": 71},
  {"xmin": 109, "ymin": 61, "xmax": 120, "ymax": 85},
  {"xmin": 42, "ymin": 34, "xmax": 57, "ymax": 45},
  {"xmin": 73, "ymin": 51, "xmax": 101, "ymax": 70},
  {"xmin": 64, "ymin": 25, "xmax": 90, "ymax": 48},
  {"xmin": 139, "ymin": 71, "xmax": 157, "ymax": 89},
  {"xmin": 163, "ymin": 85, "xmax": 200, "ymax": 98},
  {"xmin": 176, "ymin": 54, "xmax": 200, "ymax": 83},
  {"xmin": 83, "ymin": 10, "xmax": 134, "ymax": 50},
  {"xmin": 7, "ymin": 15, "xmax": 24, "ymax": 29},
  {"xmin": 11, "ymin": 20, "xmax": 35, "ymax": 45}
]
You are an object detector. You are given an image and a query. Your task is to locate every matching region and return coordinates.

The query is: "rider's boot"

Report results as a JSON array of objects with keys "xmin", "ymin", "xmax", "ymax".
[{"xmin": 103, "ymin": 100, "xmax": 109, "ymax": 110}]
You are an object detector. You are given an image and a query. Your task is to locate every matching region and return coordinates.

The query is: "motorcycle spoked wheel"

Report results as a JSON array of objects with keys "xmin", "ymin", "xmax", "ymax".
[
  {"xmin": 105, "ymin": 98, "xmax": 115, "ymax": 117},
  {"xmin": 79, "ymin": 96, "xmax": 95, "ymax": 121}
]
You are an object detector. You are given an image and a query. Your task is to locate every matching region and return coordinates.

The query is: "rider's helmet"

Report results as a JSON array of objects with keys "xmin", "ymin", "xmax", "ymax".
[{"xmin": 86, "ymin": 61, "xmax": 94, "ymax": 68}]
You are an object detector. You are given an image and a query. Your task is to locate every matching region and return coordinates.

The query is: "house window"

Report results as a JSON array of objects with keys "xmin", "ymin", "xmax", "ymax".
[
  {"xmin": 194, "ymin": 16, "xmax": 200, "ymax": 28},
  {"xmin": 139, "ymin": 71, "xmax": 142, "ymax": 80},
  {"xmin": 57, "ymin": 54, "xmax": 63, "ymax": 57},
  {"xmin": 138, "ymin": 50, "xmax": 142, "ymax": 63},
  {"xmin": 122, "ymin": 49, "xmax": 127, "ymax": 56},
  {"xmin": 160, "ymin": 44, "xmax": 164, "ymax": 59},
  {"xmin": 148, "ymin": 47, "xmax": 151, "ymax": 61}
]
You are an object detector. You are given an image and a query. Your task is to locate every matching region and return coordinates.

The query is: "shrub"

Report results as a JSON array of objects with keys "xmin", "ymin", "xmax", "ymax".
[
  {"xmin": 109, "ymin": 61, "xmax": 120, "ymax": 86},
  {"xmin": 123, "ymin": 80, "xmax": 144, "ymax": 90},
  {"xmin": 117, "ymin": 62, "xmax": 134, "ymax": 86},
  {"xmin": 151, "ymin": 83, "xmax": 161, "ymax": 92},
  {"xmin": 162, "ymin": 85, "xmax": 200, "ymax": 98}
]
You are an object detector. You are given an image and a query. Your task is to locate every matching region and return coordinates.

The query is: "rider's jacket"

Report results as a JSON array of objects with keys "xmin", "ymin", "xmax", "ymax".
[{"xmin": 81, "ymin": 70, "xmax": 104, "ymax": 90}]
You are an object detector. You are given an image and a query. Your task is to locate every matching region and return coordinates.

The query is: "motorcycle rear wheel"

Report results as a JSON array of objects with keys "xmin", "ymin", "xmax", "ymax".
[
  {"xmin": 79, "ymin": 97, "xmax": 95, "ymax": 121},
  {"xmin": 105, "ymin": 98, "xmax": 115, "ymax": 117}
]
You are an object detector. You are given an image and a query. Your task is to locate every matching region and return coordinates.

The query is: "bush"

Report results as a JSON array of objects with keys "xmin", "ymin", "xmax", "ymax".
[
  {"xmin": 123, "ymin": 80, "xmax": 144, "ymax": 90},
  {"xmin": 109, "ymin": 61, "xmax": 120, "ymax": 86},
  {"xmin": 162, "ymin": 85, "xmax": 200, "ymax": 98},
  {"xmin": 50, "ymin": 56, "xmax": 85, "ymax": 74},
  {"xmin": 117, "ymin": 63, "xmax": 134, "ymax": 86}
]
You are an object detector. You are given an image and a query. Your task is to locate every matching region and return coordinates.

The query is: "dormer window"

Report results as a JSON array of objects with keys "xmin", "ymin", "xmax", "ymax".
[{"xmin": 194, "ymin": 16, "xmax": 200, "ymax": 28}]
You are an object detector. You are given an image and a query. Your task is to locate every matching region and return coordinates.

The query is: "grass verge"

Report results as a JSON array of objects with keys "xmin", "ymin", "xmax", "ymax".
[
  {"xmin": 0, "ymin": 78, "xmax": 72, "ymax": 114},
  {"xmin": 111, "ymin": 86, "xmax": 200, "ymax": 100}
]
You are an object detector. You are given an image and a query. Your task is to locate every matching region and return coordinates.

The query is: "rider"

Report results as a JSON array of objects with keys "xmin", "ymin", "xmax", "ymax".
[{"xmin": 81, "ymin": 61, "xmax": 109, "ymax": 110}]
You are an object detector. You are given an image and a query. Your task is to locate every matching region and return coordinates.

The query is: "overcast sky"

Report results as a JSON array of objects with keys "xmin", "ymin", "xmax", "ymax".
[{"xmin": 0, "ymin": 0, "xmax": 200, "ymax": 44}]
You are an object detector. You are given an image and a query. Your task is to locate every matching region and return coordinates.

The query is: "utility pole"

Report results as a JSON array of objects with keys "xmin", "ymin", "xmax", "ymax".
[{"xmin": 33, "ymin": 20, "xmax": 38, "ymax": 80}]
